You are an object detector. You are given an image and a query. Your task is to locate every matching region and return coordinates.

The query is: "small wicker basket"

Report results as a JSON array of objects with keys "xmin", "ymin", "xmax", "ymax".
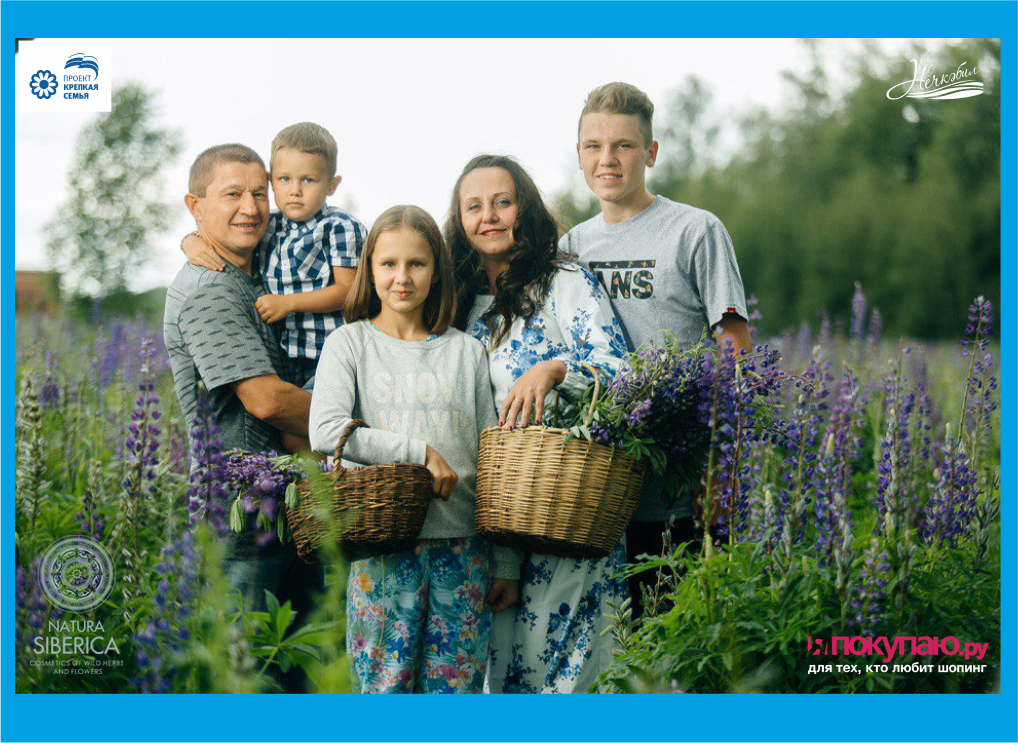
[
  {"xmin": 286, "ymin": 419, "xmax": 434, "ymax": 560},
  {"xmin": 475, "ymin": 364, "xmax": 646, "ymax": 559}
]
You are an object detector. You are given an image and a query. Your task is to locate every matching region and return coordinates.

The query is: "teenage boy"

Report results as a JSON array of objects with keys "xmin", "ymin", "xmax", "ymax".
[{"xmin": 565, "ymin": 82, "xmax": 752, "ymax": 612}]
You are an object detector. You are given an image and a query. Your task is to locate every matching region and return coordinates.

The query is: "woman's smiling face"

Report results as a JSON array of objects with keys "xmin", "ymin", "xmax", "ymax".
[{"xmin": 458, "ymin": 166, "xmax": 518, "ymax": 260}]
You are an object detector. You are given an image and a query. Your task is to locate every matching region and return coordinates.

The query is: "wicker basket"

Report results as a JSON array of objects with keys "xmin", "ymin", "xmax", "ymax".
[
  {"xmin": 475, "ymin": 364, "xmax": 646, "ymax": 559},
  {"xmin": 285, "ymin": 419, "xmax": 434, "ymax": 560}
]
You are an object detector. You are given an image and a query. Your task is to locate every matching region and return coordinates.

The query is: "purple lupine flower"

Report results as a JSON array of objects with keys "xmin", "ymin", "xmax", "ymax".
[
  {"xmin": 959, "ymin": 297, "xmax": 997, "ymax": 464},
  {"xmin": 776, "ymin": 350, "xmax": 831, "ymax": 543},
  {"xmin": 187, "ymin": 393, "xmax": 230, "ymax": 536},
  {"xmin": 922, "ymin": 425, "xmax": 979, "ymax": 546},
  {"xmin": 15, "ymin": 558, "xmax": 63, "ymax": 674},
  {"xmin": 76, "ymin": 483, "xmax": 106, "ymax": 542},
  {"xmin": 850, "ymin": 283, "xmax": 867, "ymax": 343},
  {"xmin": 793, "ymin": 321, "xmax": 813, "ymax": 367},
  {"xmin": 697, "ymin": 342, "xmax": 783, "ymax": 540},
  {"xmin": 40, "ymin": 352, "xmax": 61, "ymax": 411},
  {"xmin": 132, "ymin": 532, "xmax": 198, "ymax": 693},
  {"xmin": 221, "ymin": 449, "xmax": 304, "ymax": 545},
  {"xmin": 874, "ymin": 350, "xmax": 915, "ymax": 538},
  {"xmin": 746, "ymin": 294, "xmax": 762, "ymax": 338},
  {"xmin": 865, "ymin": 308, "xmax": 883, "ymax": 357},
  {"xmin": 118, "ymin": 338, "xmax": 162, "ymax": 553},
  {"xmin": 814, "ymin": 366, "xmax": 861, "ymax": 563},
  {"xmin": 848, "ymin": 539, "xmax": 890, "ymax": 637}
]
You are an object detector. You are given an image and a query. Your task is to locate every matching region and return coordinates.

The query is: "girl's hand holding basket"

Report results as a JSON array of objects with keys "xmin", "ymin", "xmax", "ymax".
[{"xmin": 425, "ymin": 445, "xmax": 458, "ymax": 500}]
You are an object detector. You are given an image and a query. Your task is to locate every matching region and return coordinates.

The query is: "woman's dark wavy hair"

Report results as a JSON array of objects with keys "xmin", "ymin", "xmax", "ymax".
[{"xmin": 444, "ymin": 154, "xmax": 575, "ymax": 346}]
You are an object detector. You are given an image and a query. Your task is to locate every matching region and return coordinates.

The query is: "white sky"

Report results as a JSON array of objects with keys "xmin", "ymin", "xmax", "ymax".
[{"xmin": 15, "ymin": 38, "xmax": 924, "ymax": 292}]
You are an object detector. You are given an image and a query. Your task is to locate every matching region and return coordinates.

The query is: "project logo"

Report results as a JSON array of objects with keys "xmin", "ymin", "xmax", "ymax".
[
  {"xmin": 886, "ymin": 50, "xmax": 983, "ymax": 101},
  {"xmin": 64, "ymin": 52, "xmax": 99, "ymax": 79},
  {"xmin": 39, "ymin": 536, "xmax": 115, "ymax": 612},
  {"xmin": 61, "ymin": 52, "xmax": 100, "ymax": 100},
  {"xmin": 29, "ymin": 70, "xmax": 58, "ymax": 100}
]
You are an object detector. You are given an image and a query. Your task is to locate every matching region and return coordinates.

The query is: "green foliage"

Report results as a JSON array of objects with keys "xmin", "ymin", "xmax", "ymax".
[
  {"xmin": 602, "ymin": 534, "xmax": 999, "ymax": 693},
  {"xmin": 44, "ymin": 83, "xmax": 183, "ymax": 298}
]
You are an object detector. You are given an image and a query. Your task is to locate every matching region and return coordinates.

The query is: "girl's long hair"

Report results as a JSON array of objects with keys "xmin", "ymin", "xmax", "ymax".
[
  {"xmin": 444, "ymin": 154, "xmax": 575, "ymax": 347},
  {"xmin": 345, "ymin": 205, "xmax": 456, "ymax": 335}
]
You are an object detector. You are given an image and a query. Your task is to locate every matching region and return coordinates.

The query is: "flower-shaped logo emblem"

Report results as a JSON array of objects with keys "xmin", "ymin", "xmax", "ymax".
[{"xmin": 30, "ymin": 70, "xmax": 58, "ymax": 100}]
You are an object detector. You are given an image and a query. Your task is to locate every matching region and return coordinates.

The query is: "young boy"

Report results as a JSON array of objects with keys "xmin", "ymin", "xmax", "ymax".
[
  {"xmin": 564, "ymin": 82, "xmax": 753, "ymax": 612},
  {"xmin": 182, "ymin": 122, "xmax": 367, "ymax": 388}
]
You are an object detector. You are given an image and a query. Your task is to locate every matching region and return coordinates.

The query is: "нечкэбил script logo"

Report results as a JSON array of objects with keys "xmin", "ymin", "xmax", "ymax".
[{"xmin": 887, "ymin": 51, "xmax": 983, "ymax": 101}]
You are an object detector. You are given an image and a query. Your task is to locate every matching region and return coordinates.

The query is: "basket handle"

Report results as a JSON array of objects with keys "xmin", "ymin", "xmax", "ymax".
[
  {"xmin": 333, "ymin": 419, "xmax": 368, "ymax": 471},
  {"xmin": 578, "ymin": 362, "xmax": 611, "ymax": 428},
  {"xmin": 553, "ymin": 360, "xmax": 606, "ymax": 425}
]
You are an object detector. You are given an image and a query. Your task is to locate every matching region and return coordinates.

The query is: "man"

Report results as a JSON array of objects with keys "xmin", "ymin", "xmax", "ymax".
[
  {"xmin": 564, "ymin": 83, "xmax": 753, "ymax": 614},
  {"xmin": 163, "ymin": 143, "xmax": 320, "ymax": 688}
]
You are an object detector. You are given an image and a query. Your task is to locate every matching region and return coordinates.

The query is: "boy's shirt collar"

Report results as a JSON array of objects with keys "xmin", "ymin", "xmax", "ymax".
[{"xmin": 278, "ymin": 205, "xmax": 329, "ymax": 233}]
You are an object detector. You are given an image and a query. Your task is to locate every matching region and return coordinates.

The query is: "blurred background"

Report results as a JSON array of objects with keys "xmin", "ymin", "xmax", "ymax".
[{"xmin": 14, "ymin": 37, "xmax": 1000, "ymax": 340}]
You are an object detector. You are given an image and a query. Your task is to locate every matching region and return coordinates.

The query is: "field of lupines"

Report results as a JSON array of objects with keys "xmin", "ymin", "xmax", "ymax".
[{"xmin": 13, "ymin": 289, "xmax": 1000, "ymax": 693}]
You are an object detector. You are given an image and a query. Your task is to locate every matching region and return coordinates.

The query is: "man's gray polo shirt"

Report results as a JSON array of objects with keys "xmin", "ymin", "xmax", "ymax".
[{"xmin": 164, "ymin": 261, "xmax": 288, "ymax": 457}]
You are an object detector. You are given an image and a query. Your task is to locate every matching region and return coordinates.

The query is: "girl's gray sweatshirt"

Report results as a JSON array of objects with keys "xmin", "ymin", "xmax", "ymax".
[{"xmin": 308, "ymin": 320, "xmax": 520, "ymax": 579}]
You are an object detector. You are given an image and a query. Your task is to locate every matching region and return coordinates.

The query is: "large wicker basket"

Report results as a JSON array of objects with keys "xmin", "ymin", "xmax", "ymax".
[
  {"xmin": 286, "ymin": 419, "xmax": 434, "ymax": 560},
  {"xmin": 475, "ymin": 364, "xmax": 646, "ymax": 559}
]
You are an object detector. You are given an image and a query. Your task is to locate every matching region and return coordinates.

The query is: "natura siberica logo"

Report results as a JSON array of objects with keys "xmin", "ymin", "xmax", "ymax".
[
  {"xmin": 887, "ymin": 51, "xmax": 984, "ymax": 101},
  {"xmin": 61, "ymin": 52, "xmax": 100, "ymax": 99},
  {"xmin": 29, "ymin": 70, "xmax": 58, "ymax": 100},
  {"xmin": 40, "ymin": 536, "xmax": 115, "ymax": 612}
]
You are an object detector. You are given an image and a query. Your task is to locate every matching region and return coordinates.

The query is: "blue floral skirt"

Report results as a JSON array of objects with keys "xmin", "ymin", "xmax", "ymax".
[{"xmin": 487, "ymin": 539, "xmax": 627, "ymax": 693}]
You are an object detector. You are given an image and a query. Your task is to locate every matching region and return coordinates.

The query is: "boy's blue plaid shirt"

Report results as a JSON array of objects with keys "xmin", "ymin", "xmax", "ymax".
[{"xmin": 258, "ymin": 205, "xmax": 367, "ymax": 361}]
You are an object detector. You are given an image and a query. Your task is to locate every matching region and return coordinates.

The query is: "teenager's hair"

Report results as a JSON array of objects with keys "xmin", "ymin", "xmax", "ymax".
[
  {"xmin": 345, "ymin": 205, "xmax": 456, "ymax": 335},
  {"xmin": 188, "ymin": 144, "xmax": 265, "ymax": 197},
  {"xmin": 444, "ymin": 154, "xmax": 574, "ymax": 347},
  {"xmin": 578, "ymin": 82, "xmax": 655, "ymax": 147},
  {"xmin": 271, "ymin": 122, "xmax": 339, "ymax": 178}
]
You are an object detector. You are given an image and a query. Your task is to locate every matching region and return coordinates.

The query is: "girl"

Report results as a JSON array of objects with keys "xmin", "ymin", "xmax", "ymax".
[
  {"xmin": 308, "ymin": 205, "xmax": 520, "ymax": 693},
  {"xmin": 445, "ymin": 155, "xmax": 629, "ymax": 693}
]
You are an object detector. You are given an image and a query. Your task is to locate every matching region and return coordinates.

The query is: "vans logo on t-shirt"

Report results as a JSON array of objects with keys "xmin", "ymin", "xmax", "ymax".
[{"xmin": 589, "ymin": 260, "xmax": 655, "ymax": 300}]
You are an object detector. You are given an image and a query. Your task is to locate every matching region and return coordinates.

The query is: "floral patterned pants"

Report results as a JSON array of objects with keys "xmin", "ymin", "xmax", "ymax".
[{"xmin": 346, "ymin": 537, "xmax": 491, "ymax": 693}]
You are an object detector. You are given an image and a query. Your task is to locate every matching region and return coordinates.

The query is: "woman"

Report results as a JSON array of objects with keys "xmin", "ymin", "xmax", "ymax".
[{"xmin": 445, "ymin": 154, "xmax": 629, "ymax": 693}]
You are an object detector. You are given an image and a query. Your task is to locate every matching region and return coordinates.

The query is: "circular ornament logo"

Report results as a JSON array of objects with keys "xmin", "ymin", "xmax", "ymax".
[
  {"xmin": 29, "ymin": 70, "xmax": 59, "ymax": 100},
  {"xmin": 40, "ymin": 536, "xmax": 115, "ymax": 611}
]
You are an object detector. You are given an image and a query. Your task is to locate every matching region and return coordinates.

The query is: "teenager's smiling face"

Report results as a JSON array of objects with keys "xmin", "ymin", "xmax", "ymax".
[
  {"xmin": 371, "ymin": 227, "xmax": 436, "ymax": 319},
  {"xmin": 577, "ymin": 112, "xmax": 658, "ymax": 209},
  {"xmin": 458, "ymin": 167, "xmax": 518, "ymax": 260}
]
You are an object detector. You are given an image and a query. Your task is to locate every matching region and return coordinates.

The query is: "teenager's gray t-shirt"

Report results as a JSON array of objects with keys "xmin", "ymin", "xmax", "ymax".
[
  {"xmin": 164, "ymin": 262, "xmax": 289, "ymax": 460},
  {"xmin": 564, "ymin": 195, "xmax": 748, "ymax": 520}
]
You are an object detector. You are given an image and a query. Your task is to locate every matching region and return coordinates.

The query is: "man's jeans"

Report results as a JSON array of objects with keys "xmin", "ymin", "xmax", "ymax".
[{"xmin": 223, "ymin": 535, "xmax": 324, "ymax": 693}]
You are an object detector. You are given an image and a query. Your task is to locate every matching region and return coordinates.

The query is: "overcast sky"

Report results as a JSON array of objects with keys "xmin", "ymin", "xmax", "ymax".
[{"xmin": 15, "ymin": 37, "xmax": 925, "ymax": 292}]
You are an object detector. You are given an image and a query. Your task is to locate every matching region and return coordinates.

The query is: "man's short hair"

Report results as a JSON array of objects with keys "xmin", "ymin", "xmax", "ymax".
[
  {"xmin": 579, "ymin": 82, "xmax": 655, "ymax": 147},
  {"xmin": 188, "ymin": 144, "xmax": 265, "ymax": 197},
  {"xmin": 270, "ymin": 122, "xmax": 338, "ymax": 178}
]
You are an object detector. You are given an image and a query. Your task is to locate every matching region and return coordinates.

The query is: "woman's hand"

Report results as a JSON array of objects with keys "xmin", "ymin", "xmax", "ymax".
[
  {"xmin": 500, "ymin": 360, "xmax": 567, "ymax": 429},
  {"xmin": 486, "ymin": 579, "xmax": 519, "ymax": 613},
  {"xmin": 424, "ymin": 445, "xmax": 458, "ymax": 500},
  {"xmin": 181, "ymin": 232, "xmax": 226, "ymax": 271}
]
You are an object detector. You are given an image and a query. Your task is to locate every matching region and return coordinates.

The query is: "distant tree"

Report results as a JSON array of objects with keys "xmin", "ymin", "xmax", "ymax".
[{"xmin": 45, "ymin": 83, "xmax": 183, "ymax": 297}]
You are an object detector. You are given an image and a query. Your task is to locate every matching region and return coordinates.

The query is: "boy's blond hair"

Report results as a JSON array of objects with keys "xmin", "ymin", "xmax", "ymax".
[
  {"xmin": 578, "ymin": 82, "xmax": 655, "ymax": 147},
  {"xmin": 270, "ymin": 122, "xmax": 339, "ymax": 178}
]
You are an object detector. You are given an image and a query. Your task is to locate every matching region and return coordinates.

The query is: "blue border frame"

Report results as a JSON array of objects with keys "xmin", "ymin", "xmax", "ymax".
[{"xmin": 4, "ymin": 3, "xmax": 1015, "ymax": 742}]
